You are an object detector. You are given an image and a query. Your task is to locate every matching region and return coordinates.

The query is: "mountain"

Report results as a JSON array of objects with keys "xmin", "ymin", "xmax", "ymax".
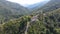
[
  {"xmin": 0, "ymin": 8, "xmax": 60, "ymax": 34},
  {"xmin": 32, "ymin": 0, "xmax": 60, "ymax": 13},
  {"xmin": 0, "ymin": 0, "xmax": 31, "ymax": 15},
  {"xmin": 28, "ymin": 8, "xmax": 60, "ymax": 34},
  {"xmin": 0, "ymin": 0, "xmax": 60, "ymax": 34},
  {"xmin": 0, "ymin": 0, "xmax": 31, "ymax": 23},
  {"xmin": 42, "ymin": 0, "xmax": 60, "ymax": 12},
  {"xmin": 26, "ymin": 1, "xmax": 49, "ymax": 9}
]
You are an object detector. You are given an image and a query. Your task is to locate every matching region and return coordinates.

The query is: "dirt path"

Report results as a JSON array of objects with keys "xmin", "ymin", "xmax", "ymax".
[
  {"xmin": 25, "ymin": 14, "xmax": 39, "ymax": 34},
  {"xmin": 25, "ymin": 22, "xmax": 30, "ymax": 34}
]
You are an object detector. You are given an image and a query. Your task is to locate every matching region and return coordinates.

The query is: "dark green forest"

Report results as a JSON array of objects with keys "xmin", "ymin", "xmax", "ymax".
[{"xmin": 0, "ymin": 8, "xmax": 60, "ymax": 34}]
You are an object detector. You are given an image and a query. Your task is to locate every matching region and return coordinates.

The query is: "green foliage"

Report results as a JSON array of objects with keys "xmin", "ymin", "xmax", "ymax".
[
  {"xmin": 0, "ymin": 16, "xmax": 31, "ymax": 34},
  {"xmin": 0, "ymin": 0, "xmax": 60, "ymax": 33},
  {"xmin": 0, "ymin": 8, "xmax": 60, "ymax": 34},
  {"xmin": 0, "ymin": 0, "xmax": 32, "ymax": 23},
  {"xmin": 28, "ymin": 8, "xmax": 60, "ymax": 34},
  {"xmin": 28, "ymin": 20, "xmax": 47, "ymax": 34}
]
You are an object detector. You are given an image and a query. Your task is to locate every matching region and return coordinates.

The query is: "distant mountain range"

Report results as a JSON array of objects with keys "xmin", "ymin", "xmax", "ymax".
[
  {"xmin": 1, "ymin": 0, "xmax": 60, "ymax": 34},
  {"xmin": 0, "ymin": 0, "xmax": 60, "ymax": 22},
  {"xmin": 33, "ymin": 0, "xmax": 60, "ymax": 13},
  {"xmin": 25, "ymin": 1, "xmax": 49, "ymax": 9}
]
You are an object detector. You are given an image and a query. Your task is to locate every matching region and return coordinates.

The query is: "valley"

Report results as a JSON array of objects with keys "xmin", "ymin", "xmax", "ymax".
[{"xmin": 0, "ymin": 0, "xmax": 60, "ymax": 34}]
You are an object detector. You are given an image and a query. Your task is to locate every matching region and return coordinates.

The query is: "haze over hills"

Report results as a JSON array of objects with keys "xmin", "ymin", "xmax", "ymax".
[
  {"xmin": 1, "ymin": 0, "xmax": 60, "ymax": 16},
  {"xmin": 42, "ymin": 0, "xmax": 60, "ymax": 12},
  {"xmin": 0, "ymin": 0, "xmax": 50, "ymax": 23},
  {"xmin": 25, "ymin": 1, "xmax": 49, "ymax": 9},
  {"xmin": 0, "ymin": 0, "xmax": 60, "ymax": 34},
  {"xmin": 0, "ymin": 5, "xmax": 60, "ymax": 34},
  {"xmin": 0, "ymin": 0, "xmax": 60, "ymax": 23},
  {"xmin": 33, "ymin": 0, "xmax": 60, "ymax": 13},
  {"xmin": 0, "ymin": 0, "xmax": 60, "ymax": 22}
]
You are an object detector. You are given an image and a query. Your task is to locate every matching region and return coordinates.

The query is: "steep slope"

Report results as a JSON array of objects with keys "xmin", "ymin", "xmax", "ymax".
[
  {"xmin": 28, "ymin": 8, "xmax": 60, "ymax": 34},
  {"xmin": 42, "ymin": 0, "xmax": 60, "ymax": 12},
  {"xmin": 0, "ymin": 15, "xmax": 31, "ymax": 34},
  {"xmin": 0, "ymin": 0, "xmax": 31, "ymax": 15},
  {"xmin": 0, "ymin": 8, "xmax": 60, "ymax": 34},
  {"xmin": 0, "ymin": 0, "xmax": 31, "ymax": 23},
  {"xmin": 0, "ymin": 0, "xmax": 60, "ymax": 34},
  {"xmin": 33, "ymin": 0, "xmax": 60, "ymax": 13}
]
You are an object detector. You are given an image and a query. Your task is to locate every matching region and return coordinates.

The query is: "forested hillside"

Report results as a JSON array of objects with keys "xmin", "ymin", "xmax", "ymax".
[
  {"xmin": 32, "ymin": 0, "xmax": 60, "ymax": 13},
  {"xmin": 28, "ymin": 8, "xmax": 60, "ymax": 34},
  {"xmin": 0, "ymin": 0, "xmax": 31, "ymax": 23},
  {"xmin": 0, "ymin": 0, "xmax": 60, "ymax": 34},
  {"xmin": 0, "ymin": 8, "xmax": 60, "ymax": 34}
]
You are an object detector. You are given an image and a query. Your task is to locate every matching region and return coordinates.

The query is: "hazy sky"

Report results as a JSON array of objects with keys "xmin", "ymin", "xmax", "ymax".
[{"xmin": 7, "ymin": 0, "xmax": 50, "ymax": 6}]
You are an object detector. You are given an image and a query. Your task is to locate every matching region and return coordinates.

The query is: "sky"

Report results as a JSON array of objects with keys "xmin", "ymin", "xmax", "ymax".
[{"xmin": 7, "ymin": 0, "xmax": 50, "ymax": 6}]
